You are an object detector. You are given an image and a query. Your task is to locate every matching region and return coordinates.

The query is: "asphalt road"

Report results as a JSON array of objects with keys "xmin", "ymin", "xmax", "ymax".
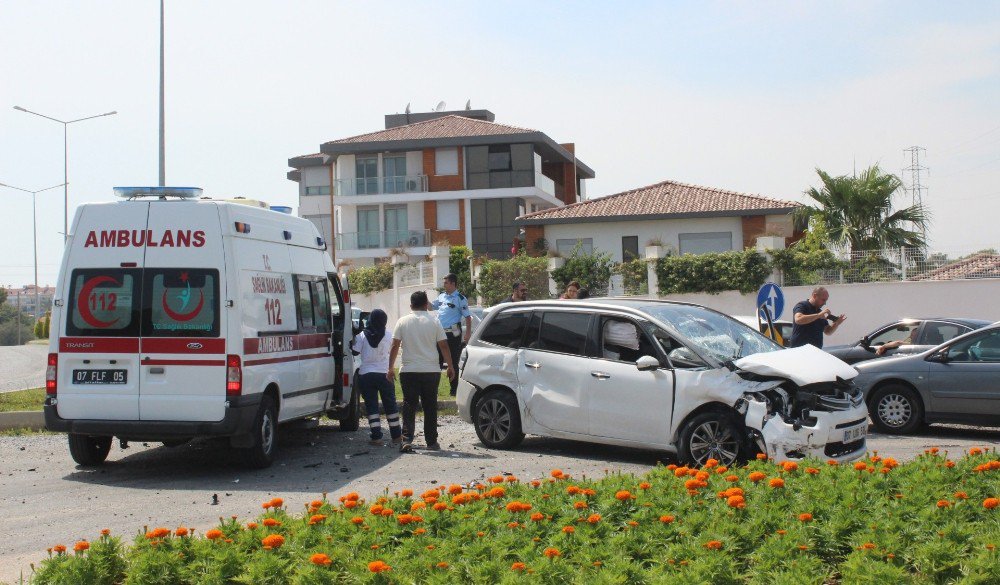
[
  {"xmin": 0, "ymin": 345, "xmax": 46, "ymax": 393},
  {"xmin": 2, "ymin": 418, "xmax": 999, "ymax": 583}
]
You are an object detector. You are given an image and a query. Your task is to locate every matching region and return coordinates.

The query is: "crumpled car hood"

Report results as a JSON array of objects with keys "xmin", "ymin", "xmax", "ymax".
[{"xmin": 734, "ymin": 344, "xmax": 858, "ymax": 386}]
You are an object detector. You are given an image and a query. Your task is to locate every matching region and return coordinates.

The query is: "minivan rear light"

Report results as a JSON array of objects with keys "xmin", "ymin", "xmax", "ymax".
[
  {"xmin": 226, "ymin": 354, "xmax": 242, "ymax": 396},
  {"xmin": 46, "ymin": 353, "xmax": 58, "ymax": 395}
]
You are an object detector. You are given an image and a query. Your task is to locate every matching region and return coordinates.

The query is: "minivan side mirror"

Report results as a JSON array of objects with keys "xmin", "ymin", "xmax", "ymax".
[
  {"xmin": 926, "ymin": 352, "xmax": 949, "ymax": 364},
  {"xmin": 636, "ymin": 355, "xmax": 660, "ymax": 372}
]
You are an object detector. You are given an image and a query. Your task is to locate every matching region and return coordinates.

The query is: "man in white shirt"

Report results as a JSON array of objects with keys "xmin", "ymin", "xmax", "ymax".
[{"xmin": 388, "ymin": 291, "xmax": 455, "ymax": 452}]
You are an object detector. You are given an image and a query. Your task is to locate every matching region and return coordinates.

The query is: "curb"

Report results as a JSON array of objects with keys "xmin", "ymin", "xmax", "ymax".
[{"xmin": 0, "ymin": 410, "xmax": 45, "ymax": 431}]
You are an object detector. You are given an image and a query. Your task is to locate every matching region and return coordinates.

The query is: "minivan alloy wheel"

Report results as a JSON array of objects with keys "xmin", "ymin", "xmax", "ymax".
[
  {"xmin": 477, "ymin": 397, "xmax": 512, "ymax": 444},
  {"xmin": 876, "ymin": 393, "xmax": 912, "ymax": 428},
  {"xmin": 688, "ymin": 420, "xmax": 741, "ymax": 466}
]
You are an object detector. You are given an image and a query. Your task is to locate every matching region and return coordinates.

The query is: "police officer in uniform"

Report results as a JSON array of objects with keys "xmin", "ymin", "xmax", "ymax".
[{"xmin": 432, "ymin": 273, "xmax": 472, "ymax": 396}]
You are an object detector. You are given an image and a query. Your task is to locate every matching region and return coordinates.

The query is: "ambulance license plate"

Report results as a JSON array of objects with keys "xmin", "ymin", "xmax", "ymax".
[
  {"xmin": 842, "ymin": 422, "xmax": 867, "ymax": 443},
  {"xmin": 73, "ymin": 369, "xmax": 127, "ymax": 385}
]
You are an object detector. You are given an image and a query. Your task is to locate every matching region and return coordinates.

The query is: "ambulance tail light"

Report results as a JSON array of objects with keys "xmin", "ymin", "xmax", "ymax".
[
  {"xmin": 46, "ymin": 353, "xmax": 58, "ymax": 395},
  {"xmin": 342, "ymin": 373, "xmax": 350, "ymax": 387},
  {"xmin": 342, "ymin": 289, "xmax": 351, "ymax": 304},
  {"xmin": 226, "ymin": 354, "xmax": 242, "ymax": 396}
]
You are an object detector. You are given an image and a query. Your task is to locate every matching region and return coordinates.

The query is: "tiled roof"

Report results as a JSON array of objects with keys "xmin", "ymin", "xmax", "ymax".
[
  {"xmin": 518, "ymin": 179, "xmax": 800, "ymax": 223},
  {"xmin": 325, "ymin": 115, "xmax": 537, "ymax": 145},
  {"xmin": 910, "ymin": 253, "xmax": 1000, "ymax": 281}
]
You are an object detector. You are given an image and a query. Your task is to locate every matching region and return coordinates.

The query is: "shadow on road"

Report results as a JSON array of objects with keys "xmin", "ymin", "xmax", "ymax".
[{"xmin": 513, "ymin": 435, "xmax": 674, "ymax": 467}]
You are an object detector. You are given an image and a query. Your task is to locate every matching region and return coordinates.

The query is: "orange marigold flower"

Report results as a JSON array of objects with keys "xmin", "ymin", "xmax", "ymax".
[
  {"xmin": 727, "ymin": 495, "xmax": 745, "ymax": 509},
  {"xmin": 433, "ymin": 502, "xmax": 448, "ymax": 511},
  {"xmin": 628, "ymin": 520, "xmax": 639, "ymax": 527},
  {"xmin": 806, "ymin": 467, "xmax": 820, "ymax": 475},
  {"xmin": 368, "ymin": 560, "xmax": 391, "ymax": 573},
  {"xmin": 639, "ymin": 481, "xmax": 652, "ymax": 490},
  {"xmin": 270, "ymin": 497, "xmax": 283, "ymax": 508},
  {"xmin": 205, "ymin": 529, "xmax": 223, "ymax": 540},
  {"xmin": 659, "ymin": 515, "xmax": 675, "ymax": 523},
  {"xmin": 860, "ymin": 542, "xmax": 877, "ymax": 550},
  {"xmin": 955, "ymin": 491, "xmax": 969, "ymax": 500},
  {"xmin": 970, "ymin": 447, "xmax": 984, "ymax": 456},
  {"xmin": 489, "ymin": 475, "xmax": 504, "ymax": 484},
  {"xmin": 100, "ymin": 529, "xmax": 111, "ymax": 537},
  {"xmin": 410, "ymin": 501, "xmax": 427, "ymax": 512},
  {"xmin": 674, "ymin": 467, "xmax": 689, "ymax": 477},
  {"xmin": 716, "ymin": 465, "xmax": 729, "ymax": 473},
  {"xmin": 588, "ymin": 513, "xmax": 602, "ymax": 524},
  {"xmin": 937, "ymin": 500, "xmax": 951, "ymax": 509},
  {"xmin": 827, "ymin": 459, "xmax": 839, "ymax": 466},
  {"xmin": 452, "ymin": 494, "xmax": 472, "ymax": 505},
  {"xmin": 543, "ymin": 547, "xmax": 561, "ymax": 558},
  {"xmin": 512, "ymin": 562, "xmax": 527, "ymax": 571},
  {"xmin": 350, "ymin": 516, "xmax": 364, "ymax": 525},
  {"xmin": 435, "ymin": 562, "xmax": 449, "ymax": 569},
  {"xmin": 263, "ymin": 518, "xmax": 281, "ymax": 527},
  {"xmin": 573, "ymin": 501, "xmax": 588, "ymax": 509},
  {"xmin": 414, "ymin": 528, "xmax": 426, "ymax": 535},
  {"xmin": 310, "ymin": 499, "xmax": 324, "ymax": 508},
  {"xmin": 344, "ymin": 492, "xmax": 360, "ymax": 501},
  {"xmin": 505, "ymin": 500, "xmax": 532, "ymax": 512},
  {"xmin": 73, "ymin": 541, "xmax": 90, "ymax": 553},
  {"xmin": 695, "ymin": 471, "xmax": 710, "ymax": 481},
  {"xmin": 983, "ymin": 498, "xmax": 999, "ymax": 510},
  {"xmin": 781, "ymin": 461, "xmax": 798, "ymax": 472},
  {"xmin": 370, "ymin": 544, "xmax": 379, "ymax": 550},
  {"xmin": 52, "ymin": 544, "xmax": 67, "ymax": 554},
  {"xmin": 261, "ymin": 502, "xmax": 271, "ymax": 509},
  {"xmin": 725, "ymin": 474, "xmax": 739, "ymax": 482},
  {"xmin": 530, "ymin": 480, "xmax": 541, "ymax": 487},
  {"xmin": 261, "ymin": 534, "xmax": 285, "ymax": 549},
  {"xmin": 344, "ymin": 500, "xmax": 358, "ymax": 509},
  {"xmin": 798, "ymin": 513, "xmax": 813, "ymax": 522},
  {"xmin": 551, "ymin": 469, "xmax": 564, "ymax": 478},
  {"xmin": 397, "ymin": 514, "xmax": 419, "ymax": 525},
  {"xmin": 769, "ymin": 478, "xmax": 785, "ymax": 489},
  {"xmin": 309, "ymin": 514, "xmax": 327, "ymax": 525},
  {"xmin": 798, "ymin": 545, "xmax": 809, "ymax": 551},
  {"xmin": 987, "ymin": 544, "xmax": 996, "ymax": 551},
  {"xmin": 704, "ymin": 540, "xmax": 723, "ymax": 550},
  {"xmin": 247, "ymin": 522, "xmax": 259, "ymax": 529},
  {"xmin": 929, "ymin": 447, "xmax": 940, "ymax": 454},
  {"xmin": 562, "ymin": 526, "xmax": 575, "ymax": 534},
  {"xmin": 566, "ymin": 485, "xmax": 581, "ymax": 495},
  {"xmin": 854, "ymin": 462, "xmax": 867, "ymax": 471},
  {"xmin": 380, "ymin": 509, "xmax": 394, "ymax": 517},
  {"xmin": 704, "ymin": 458, "xmax": 719, "ymax": 468},
  {"xmin": 311, "ymin": 553, "xmax": 332, "ymax": 567},
  {"xmin": 506, "ymin": 476, "xmax": 518, "ymax": 483},
  {"xmin": 447, "ymin": 484, "xmax": 463, "ymax": 495},
  {"xmin": 146, "ymin": 527, "xmax": 170, "ymax": 539},
  {"xmin": 175, "ymin": 526, "xmax": 189, "ymax": 537},
  {"xmin": 369, "ymin": 504, "xmax": 384, "ymax": 515},
  {"xmin": 530, "ymin": 512, "xmax": 545, "ymax": 521},
  {"xmin": 422, "ymin": 489, "xmax": 439, "ymax": 499},
  {"xmin": 776, "ymin": 529, "xmax": 787, "ymax": 535},
  {"xmin": 476, "ymin": 531, "xmax": 485, "ymax": 537},
  {"xmin": 756, "ymin": 453, "xmax": 768, "ymax": 460},
  {"xmin": 398, "ymin": 488, "xmax": 413, "ymax": 497},
  {"xmin": 882, "ymin": 457, "xmax": 899, "ymax": 469},
  {"xmin": 487, "ymin": 487, "xmax": 506, "ymax": 498},
  {"xmin": 945, "ymin": 460, "xmax": 956, "ymax": 468},
  {"xmin": 615, "ymin": 490, "xmax": 634, "ymax": 501},
  {"xmin": 748, "ymin": 471, "xmax": 766, "ymax": 483}
]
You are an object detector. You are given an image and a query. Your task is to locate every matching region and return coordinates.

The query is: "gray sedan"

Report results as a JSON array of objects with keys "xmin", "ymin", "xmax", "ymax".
[
  {"xmin": 826, "ymin": 317, "xmax": 990, "ymax": 365},
  {"xmin": 854, "ymin": 323, "xmax": 1000, "ymax": 434}
]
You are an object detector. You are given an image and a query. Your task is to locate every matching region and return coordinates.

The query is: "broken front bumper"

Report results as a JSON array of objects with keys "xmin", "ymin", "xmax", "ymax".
[{"xmin": 744, "ymin": 398, "xmax": 868, "ymax": 462}]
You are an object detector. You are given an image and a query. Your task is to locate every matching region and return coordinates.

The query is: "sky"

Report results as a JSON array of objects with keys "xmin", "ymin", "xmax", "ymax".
[{"xmin": 1, "ymin": 0, "xmax": 998, "ymax": 287}]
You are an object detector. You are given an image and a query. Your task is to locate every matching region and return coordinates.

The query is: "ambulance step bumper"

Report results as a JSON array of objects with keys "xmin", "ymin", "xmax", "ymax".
[{"xmin": 44, "ymin": 395, "xmax": 261, "ymax": 440}]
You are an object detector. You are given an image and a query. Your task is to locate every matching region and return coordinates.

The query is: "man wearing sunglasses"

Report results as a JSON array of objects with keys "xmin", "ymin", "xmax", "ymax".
[{"xmin": 502, "ymin": 282, "xmax": 528, "ymax": 304}]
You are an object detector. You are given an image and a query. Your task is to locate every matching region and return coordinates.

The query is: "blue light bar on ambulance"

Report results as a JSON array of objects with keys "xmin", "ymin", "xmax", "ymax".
[{"xmin": 113, "ymin": 186, "xmax": 203, "ymax": 199}]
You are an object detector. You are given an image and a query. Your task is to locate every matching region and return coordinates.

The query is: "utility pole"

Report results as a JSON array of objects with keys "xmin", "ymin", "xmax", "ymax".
[
  {"xmin": 159, "ymin": 0, "xmax": 166, "ymax": 186},
  {"xmin": 902, "ymin": 146, "xmax": 928, "ymax": 247}
]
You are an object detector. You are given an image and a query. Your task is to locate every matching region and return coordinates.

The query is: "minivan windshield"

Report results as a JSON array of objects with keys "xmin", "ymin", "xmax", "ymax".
[{"xmin": 641, "ymin": 304, "xmax": 781, "ymax": 362}]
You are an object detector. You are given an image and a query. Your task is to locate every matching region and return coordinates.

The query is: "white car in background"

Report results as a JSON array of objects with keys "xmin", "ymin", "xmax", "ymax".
[{"xmin": 457, "ymin": 299, "xmax": 867, "ymax": 466}]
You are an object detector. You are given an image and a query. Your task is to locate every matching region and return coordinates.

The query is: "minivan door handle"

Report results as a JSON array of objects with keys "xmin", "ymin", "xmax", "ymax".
[
  {"xmin": 525, "ymin": 361, "xmax": 541, "ymax": 369},
  {"xmin": 591, "ymin": 371, "xmax": 611, "ymax": 380}
]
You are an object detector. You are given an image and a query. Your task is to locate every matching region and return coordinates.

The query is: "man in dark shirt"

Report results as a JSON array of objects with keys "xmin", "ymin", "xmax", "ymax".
[
  {"xmin": 789, "ymin": 286, "xmax": 846, "ymax": 348},
  {"xmin": 501, "ymin": 282, "xmax": 527, "ymax": 304}
]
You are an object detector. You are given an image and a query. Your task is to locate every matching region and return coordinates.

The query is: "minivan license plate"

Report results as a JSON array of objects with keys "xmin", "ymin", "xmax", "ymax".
[
  {"xmin": 842, "ymin": 423, "xmax": 867, "ymax": 443},
  {"xmin": 73, "ymin": 369, "xmax": 127, "ymax": 385}
]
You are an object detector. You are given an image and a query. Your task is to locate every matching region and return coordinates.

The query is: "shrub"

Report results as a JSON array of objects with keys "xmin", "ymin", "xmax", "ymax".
[
  {"xmin": 449, "ymin": 246, "xmax": 475, "ymax": 298},
  {"xmin": 656, "ymin": 250, "xmax": 771, "ymax": 295},
  {"xmin": 769, "ymin": 247, "xmax": 847, "ymax": 287},
  {"xmin": 616, "ymin": 259, "xmax": 649, "ymax": 295},
  {"xmin": 31, "ymin": 450, "xmax": 1000, "ymax": 583},
  {"xmin": 348, "ymin": 263, "xmax": 393, "ymax": 295},
  {"xmin": 477, "ymin": 254, "xmax": 549, "ymax": 306},
  {"xmin": 551, "ymin": 247, "xmax": 616, "ymax": 297}
]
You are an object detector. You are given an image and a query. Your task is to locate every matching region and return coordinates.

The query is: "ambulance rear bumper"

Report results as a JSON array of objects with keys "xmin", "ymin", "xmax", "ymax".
[{"xmin": 44, "ymin": 394, "xmax": 261, "ymax": 440}]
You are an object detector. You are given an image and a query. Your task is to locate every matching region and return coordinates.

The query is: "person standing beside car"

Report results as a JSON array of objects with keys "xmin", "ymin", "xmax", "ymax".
[
  {"xmin": 432, "ymin": 273, "xmax": 471, "ymax": 396},
  {"xmin": 502, "ymin": 282, "xmax": 528, "ymax": 304},
  {"xmin": 389, "ymin": 291, "xmax": 455, "ymax": 452},
  {"xmin": 351, "ymin": 309, "xmax": 402, "ymax": 446},
  {"xmin": 789, "ymin": 286, "xmax": 846, "ymax": 349}
]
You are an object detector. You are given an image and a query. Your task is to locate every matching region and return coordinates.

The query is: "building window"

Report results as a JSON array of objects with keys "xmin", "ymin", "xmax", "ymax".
[
  {"xmin": 470, "ymin": 198, "xmax": 525, "ymax": 258},
  {"xmin": 357, "ymin": 207, "xmax": 380, "ymax": 249},
  {"xmin": 382, "ymin": 156, "xmax": 407, "ymax": 194},
  {"xmin": 622, "ymin": 236, "xmax": 639, "ymax": 261},
  {"xmin": 678, "ymin": 232, "xmax": 733, "ymax": 255},
  {"xmin": 435, "ymin": 148, "xmax": 458, "ymax": 176},
  {"xmin": 437, "ymin": 200, "xmax": 460, "ymax": 231},
  {"xmin": 467, "ymin": 144, "xmax": 535, "ymax": 190},
  {"xmin": 305, "ymin": 186, "xmax": 330, "ymax": 195},
  {"xmin": 355, "ymin": 157, "xmax": 378, "ymax": 195},
  {"xmin": 556, "ymin": 238, "xmax": 594, "ymax": 256}
]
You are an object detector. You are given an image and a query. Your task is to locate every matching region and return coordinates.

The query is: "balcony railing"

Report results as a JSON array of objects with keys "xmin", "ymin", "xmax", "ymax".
[
  {"xmin": 333, "ymin": 175, "xmax": 428, "ymax": 197},
  {"xmin": 336, "ymin": 229, "xmax": 431, "ymax": 251}
]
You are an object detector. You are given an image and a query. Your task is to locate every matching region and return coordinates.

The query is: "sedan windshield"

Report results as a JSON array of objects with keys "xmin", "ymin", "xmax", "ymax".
[{"xmin": 641, "ymin": 304, "xmax": 782, "ymax": 362}]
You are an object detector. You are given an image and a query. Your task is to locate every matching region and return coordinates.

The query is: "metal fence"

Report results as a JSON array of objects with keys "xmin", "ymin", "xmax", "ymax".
[{"xmin": 781, "ymin": 248, "xmax": 1000, "ymax": 287}]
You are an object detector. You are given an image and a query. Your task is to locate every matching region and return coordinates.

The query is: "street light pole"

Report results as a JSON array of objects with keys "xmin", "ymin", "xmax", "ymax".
[
  {"xmin": 0, "ymin": 182, "xmax": 66, "ymax": 327},
  {"xmin": 13, "ymin": 106, "xmax": 116, "ymax": 243}
]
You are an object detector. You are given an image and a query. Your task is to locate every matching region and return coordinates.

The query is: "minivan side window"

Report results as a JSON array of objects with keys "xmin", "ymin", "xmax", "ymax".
[
  {"xmin": 480, "ymin": 311, "xmax": 528, "ymax": 348},
  {"xmin": 534, "ymin": 312, "xmax": 591, "ymax": 356},
  {"xmin": 66, "ymin": 268, "xmax": 141, "ymax": 337},
  {"xmin": 142, "ymin": 269, "xmax": 220, "ymax": 337},
  {"xmin": 599, "ymin": 316, "xmax": 659, "ymax": 364},
  {"xmin": 296, "ymin": 278, "xmax": 315, "ymax": 330}
]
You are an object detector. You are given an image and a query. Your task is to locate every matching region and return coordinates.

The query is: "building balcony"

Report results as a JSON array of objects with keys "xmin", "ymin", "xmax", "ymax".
[
  {"xmin": 336, "ymin": 229, "xmax": 431, "ymax": 251},
  {"xmin": 333, "ymin": 175, "xmax": 428, "ymax": 197}
]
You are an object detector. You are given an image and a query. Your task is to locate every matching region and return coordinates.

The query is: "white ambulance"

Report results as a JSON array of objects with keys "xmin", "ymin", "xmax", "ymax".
[{"xmin": 44, "ymin": 187, "xmax": 356, "ymax": 468}]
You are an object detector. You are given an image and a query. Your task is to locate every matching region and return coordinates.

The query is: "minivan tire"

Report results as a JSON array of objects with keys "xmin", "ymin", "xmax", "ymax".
[
  {"xmin": 677, "ymin": 411, "xmax": 748, "ymax": 468},
  {"xmin": 68, "ymin": 434, "xmax": 112, "ymax": 467},
  {"xmin": 473, "ymin": 389, "xmax": 524, "ymax": 449},
  {"xmin": 869, "ymin": 384, "xmax": 923, "ymax": 435},
  {"xmin": 338, "ymin": 382, "xmax": 360, "ymax": 432},
  {"xmin": 242, "ymin": 395, "xmax": 278, "ymax": 469}
]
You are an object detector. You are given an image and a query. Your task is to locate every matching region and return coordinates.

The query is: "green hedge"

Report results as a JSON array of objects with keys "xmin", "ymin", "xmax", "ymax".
[
  {"xmin": 477, "ymin": 254, "xmax": 549, "ymax": 306},
  {"xmin": 616, "ymin": 259, "xmax": 649, "ymax": 295},
  {"xmin": 769, "ymin": 248, "xmax": 847, "ymax": 287},
  {"xmin": 348, "ymin": 263, "xmax": 394, "ymax": 295},
  {"xmin": 656, "ymin": 250, "xmax": 771, "ymax": 295},
  {"xmin": 449, "ymin": 246, "xmax": 475, "ymax": 298},
  {"xmin": 551, "ymin": 249, "xmax": 616, "ymax": 296}
]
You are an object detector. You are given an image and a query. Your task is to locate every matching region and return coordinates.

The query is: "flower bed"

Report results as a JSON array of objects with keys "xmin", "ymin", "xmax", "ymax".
[{"xmin": 31, "ymin": 449, "xmax": 1000, "ymax": 584}]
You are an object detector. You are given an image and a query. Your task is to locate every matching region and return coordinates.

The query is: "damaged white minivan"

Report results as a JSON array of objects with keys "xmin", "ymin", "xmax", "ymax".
[{"xmin": 456, "ymin": 299, "xmax": 867, "ymax": 466}]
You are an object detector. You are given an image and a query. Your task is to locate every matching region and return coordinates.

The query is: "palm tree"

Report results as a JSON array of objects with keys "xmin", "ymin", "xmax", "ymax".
[{"xmin": 796, "ymin": 165, "xmax": 929, "ymax": 252}]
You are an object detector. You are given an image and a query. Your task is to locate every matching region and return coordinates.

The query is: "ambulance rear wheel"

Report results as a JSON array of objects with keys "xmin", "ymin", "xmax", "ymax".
[
  {"xmin": 68, "ymin": 434, "xmax": 112, "ymax": 467},
  {"xmin": 242, "ymin": 395, "xmax": 277, "ymax": 469},
  {"xmin": 338, "ymin": 384, "xmax": 360, "ymax": 432}
]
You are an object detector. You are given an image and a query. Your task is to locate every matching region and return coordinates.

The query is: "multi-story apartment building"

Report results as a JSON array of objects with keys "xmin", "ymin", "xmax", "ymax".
[
  {"xmin": 288, "ymin": 109, "xmax": 594, "ymax": 265},
  {"xmin": 3, "ymin": 285, "xmax": 55, "ymax": 318}
]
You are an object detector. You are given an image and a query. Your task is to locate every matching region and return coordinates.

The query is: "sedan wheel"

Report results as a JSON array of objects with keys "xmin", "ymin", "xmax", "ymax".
[
  {"xmin": 473, "ymin": 389, "xmax": 524, "ymax": 449},
  {"xmin": 876, "ymin": 394, "xmax": 912, "ymax": 428},
  {"xmin": 679, "ymin": 412, "xmax": 746, "ymax": 467},
  {"xmin": 869, "ymin": 384, "xmax": 923, "ymax": 435}
]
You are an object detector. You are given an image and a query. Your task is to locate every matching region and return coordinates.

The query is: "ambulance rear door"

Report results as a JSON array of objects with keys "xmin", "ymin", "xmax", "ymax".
[
  {"xmin": 139, "ymin": 202, "xmax": 226, "ymax": 422},
  {"xmin": 58, "ymin": 203, "xmax": 149, "ymax": 420}
]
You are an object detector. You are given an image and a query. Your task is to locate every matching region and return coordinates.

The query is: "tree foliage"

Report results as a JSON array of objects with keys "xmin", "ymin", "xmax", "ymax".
[
  {"xmin": 348, "ymin": 263, "xmax": 394, "ymax": 295},
  {"xmin": 477, "ymin": 254, "xmax": 549, "ymax": 306},
  {"xmin": 615, "ymin": 259, "xmax": 649, "ymax": 295},
  {"xmin": 448, "ymin": 246, "xmax": 475, "ymax": 298},
  {"xmin": 551, "ymin": 246, "xmax": 616, "ymax": 297}
]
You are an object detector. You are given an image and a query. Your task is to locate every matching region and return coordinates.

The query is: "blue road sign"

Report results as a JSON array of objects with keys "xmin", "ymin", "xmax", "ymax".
[{"xmin": 756, "ymin": 282, "xmax": 784, "ymax": 321}]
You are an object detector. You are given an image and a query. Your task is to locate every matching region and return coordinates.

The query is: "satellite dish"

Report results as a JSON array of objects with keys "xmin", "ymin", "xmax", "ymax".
[
  {"xmin": 435, "ymin": 101, "xmax": 446, "ymax": 112},
  {"xmin": 404, "ymin": 102, "xmax": 411, "ymax": 114},
  {"xmin": 465, "ymin": 99, "xmax": 471, "ymax": 110}
]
